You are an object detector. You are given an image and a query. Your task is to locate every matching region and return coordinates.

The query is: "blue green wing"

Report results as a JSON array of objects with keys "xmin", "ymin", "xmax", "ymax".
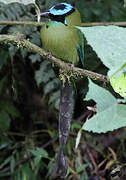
[{"xmin": 77, "ymin": 29, "xmax": 84, "ymax": 67}]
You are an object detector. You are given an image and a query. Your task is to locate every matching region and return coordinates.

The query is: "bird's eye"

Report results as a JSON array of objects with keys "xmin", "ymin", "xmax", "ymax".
[{"xmin": 46, "ymin": 25, "xmax": 49, "ymax": 28}]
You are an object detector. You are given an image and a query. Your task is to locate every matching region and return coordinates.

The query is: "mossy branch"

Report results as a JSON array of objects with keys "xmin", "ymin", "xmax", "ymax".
[{"xmin": 0, "ymin": 33, "xmax": 109, "ymax": 82}]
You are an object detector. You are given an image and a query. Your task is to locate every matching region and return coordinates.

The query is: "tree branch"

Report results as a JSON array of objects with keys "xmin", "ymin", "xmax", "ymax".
[
  {"xmin": 0, "ymin": 34, "xmax": 109, "ymax": 82},
  {"xmin": 0, "ymin": 20, "xmax": 126, "ymax": 27},
  {"xmin": 0, "ymin": 20, "xmax": 43, "ymax": 26},
  {"xmin": 82, "ymin": 21, "xmax": 126, "ymax": 27}
]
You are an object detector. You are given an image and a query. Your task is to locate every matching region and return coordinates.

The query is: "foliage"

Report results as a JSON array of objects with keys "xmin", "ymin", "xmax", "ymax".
[
  {"xmin": 78, "ymin": 25, "xmax": 126, "ymax": 76},
  {"xmin": 0, "ymin": 0, "xmax": 35, "ymax": 5},
  {"xmin": 0, "ymin": 0, "xmax": 126, "ymax": 180},
  {"xmin": 77, "ymin": 25, "xmax": 126, "ymax": 133}
]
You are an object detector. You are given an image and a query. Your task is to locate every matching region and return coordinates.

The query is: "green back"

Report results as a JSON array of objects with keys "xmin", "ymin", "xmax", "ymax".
[{"xmin": 65, "ymin": 8, "xmax": 81, "ymax": 26}]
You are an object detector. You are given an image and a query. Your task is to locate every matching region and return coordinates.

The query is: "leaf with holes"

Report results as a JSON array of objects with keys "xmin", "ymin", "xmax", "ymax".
[
  {"xmin": 82, "ymin": 79, "xmax": 126, "ymax": 133},
  {"xmin": 78, "ymin": 26, "xmax": 126, "ymax": 76}
]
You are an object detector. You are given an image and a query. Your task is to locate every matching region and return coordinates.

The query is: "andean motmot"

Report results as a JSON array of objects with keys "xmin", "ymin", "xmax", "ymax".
[
  {"xmin": 40, "ymin": 2, "xmax": 84, "ymax": 66},
  {"xmin": 40, "ymin": 2, "xmax": 84, "ymax": 178}
]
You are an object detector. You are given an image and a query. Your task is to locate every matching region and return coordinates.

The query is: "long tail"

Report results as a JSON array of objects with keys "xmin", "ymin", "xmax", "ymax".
[{"xmin": 54, "ymin": 79, "xmax": 73, "ymax": 178}]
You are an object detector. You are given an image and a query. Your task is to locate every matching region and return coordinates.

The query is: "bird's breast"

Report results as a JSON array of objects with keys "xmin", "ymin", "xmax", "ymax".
[{"xmin": 40, "ymin": 21, "xmax": 81, "ymax": 65}]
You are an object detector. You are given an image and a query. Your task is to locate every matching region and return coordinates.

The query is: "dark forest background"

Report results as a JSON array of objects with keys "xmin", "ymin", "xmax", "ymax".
[{"xmin": 0, "ymin": 0, "xmax": 126, "ymax": 179}]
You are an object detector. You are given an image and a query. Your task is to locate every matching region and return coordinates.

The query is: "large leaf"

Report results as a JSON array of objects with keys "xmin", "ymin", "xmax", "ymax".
[
  {"xmin": 78, "ymin": 26, "xmax": 126, "ymax": 76},
  {"xmin": 83, "ymin": 79, "xmax": 126, "ymax": 133},
  {"xmin": 0, "ymin": 0, "xmax": 35, "ymax": 5}
]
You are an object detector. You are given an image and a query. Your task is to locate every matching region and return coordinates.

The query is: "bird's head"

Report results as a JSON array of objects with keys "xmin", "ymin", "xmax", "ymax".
[{"xmin": 40, "ymin": 3, "xmax": 81, "ymax": 26}]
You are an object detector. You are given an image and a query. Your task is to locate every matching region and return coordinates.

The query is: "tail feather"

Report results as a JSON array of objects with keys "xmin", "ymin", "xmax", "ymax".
[
  {"xmin": 54, "ymin": 79, "xmax": 73, "ymax": 178},
  {"xmin": 59, "ymin": 79, "xmax": 73, "ymax": 145}
]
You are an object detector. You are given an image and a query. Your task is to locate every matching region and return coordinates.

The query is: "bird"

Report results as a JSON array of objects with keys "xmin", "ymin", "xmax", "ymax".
[
  {"xmin": 40, "ymin": 2, "xmax": 84, "ymax": 178},
  {"xmin": 40, "ymin": 2, "xmax": 84, "ymax": 66}
]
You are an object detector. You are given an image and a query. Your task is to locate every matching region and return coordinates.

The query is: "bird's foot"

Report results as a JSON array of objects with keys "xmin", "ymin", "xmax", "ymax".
[{"xmin": 59, "ymin": 69, "xmax": 72, "ymax": 86}]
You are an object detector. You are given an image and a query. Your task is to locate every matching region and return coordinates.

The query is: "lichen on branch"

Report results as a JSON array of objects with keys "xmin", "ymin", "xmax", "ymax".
[{"xmin": 0, "ymin": 33, "xmax": 109, "ymax": 82}]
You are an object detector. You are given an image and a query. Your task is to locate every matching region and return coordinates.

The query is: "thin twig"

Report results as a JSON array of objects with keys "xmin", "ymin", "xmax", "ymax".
[
  {"xmin": 75, "ymin": 110, "xmax": 91, "ymax": 122},
  {"xmin": 0, "ymin": 21, "xmax": 43, "ymax": 26},
  {"xmin": 0, "ymin": 34, "xmax": 109, "ymax": 83},
  {"xmin": 97, "ymin": 154, "xmax": 112, "ymax": 169},
  {"xmin": 0, "ymin": 131, "xmax": 26, "ymax": 137},
  {"xmin": 82, "ymin": 21, "xmax": 126, "ymax": 27},
  {"xmin": 0, "ymin": 21, "xmax": 126, "ymax": 27},
  {"xmin": 87, "ymin": 148, "xmax": 98, "ymax": 172}
]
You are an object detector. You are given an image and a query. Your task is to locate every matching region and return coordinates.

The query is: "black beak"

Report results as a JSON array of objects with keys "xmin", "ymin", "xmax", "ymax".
[
  {"xmin": 35, "ymin": 11, "xmax": 50, "ymax": 18},
  {"xmin": 39, "ymin": 11, "xmax": 50, "ymax": 17}
]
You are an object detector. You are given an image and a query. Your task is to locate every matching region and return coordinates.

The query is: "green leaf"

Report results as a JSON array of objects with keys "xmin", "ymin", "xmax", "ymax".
[
  {"xmin": 30, "ymin": 148, "xmax": 49, "ymax": 168},
  {"xmin": 86, "ymin": 80, "xmax": 117, "ymax": 112},
  {"xmin": 34, "ymin": 156, "xmax": 42, "ymax": 167},
  {"xmin": 44, "ymin": 78, "xmax": 59, "ymax": 95},
  {"xmin": 35, "ymin": 61, "xmax": 55, "ymax": 85},
  {"xmin": 78, "ymin": 26, "xmax": 126, "ymax": 76},
  {"xmin": 0, "ymin": 137, "xmax": 10, "ymax": 150},
  {"xmin": 124, "ymin": 0, "xmax": 126, "ymax": 7},
  {"xmin": 0, "ymin": 111, "xmax": 10, "ymax": 130},
  {"xmin": 0, "ymin": 101, "xmax": 20, "ymax": 117},
  {"xmin": 29, "ymin": 54, "xmax": 41, "ymax": 63},
  {"xmin": 48, "ymin": 90, "xmax": 60, "ymax": 110},
  {"xmin": 0, "ymin": 0, "xmax": 35, "ymax": 5},
  {"xmin": 10, "ymin": 156, "xmax": 15, "ymax": 173},
  {"xmin": 76, "ymin": 164, "xmax": 89, "ymax": 174},
  {"xmin": 22, "ymin": 163, "xmax": 35, "ymax": 180},
  {"xmin": 110, "ymin": 64, "xmax": 126, "ymax": 98},
  {"xmin": 0, "ymin": 156, "xmax": 11, "ymax": 169},
  {"xmin": 75, "ymin": 129, "xmax": 82, "ymax": 149},
  {"xmin": 49, "ymin": 90, "xmax": 60, "ymax": 104},
  {"xmin": 30, "ymin": 148, "xmax": 48, "ymax": 158},
  {"xmin": 71, "ymin": 122, "xmax": 81, "ymax": 131},
  {"xmin": 83, "ymin": 79, "xmax": 126, "ymax": 133}
]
